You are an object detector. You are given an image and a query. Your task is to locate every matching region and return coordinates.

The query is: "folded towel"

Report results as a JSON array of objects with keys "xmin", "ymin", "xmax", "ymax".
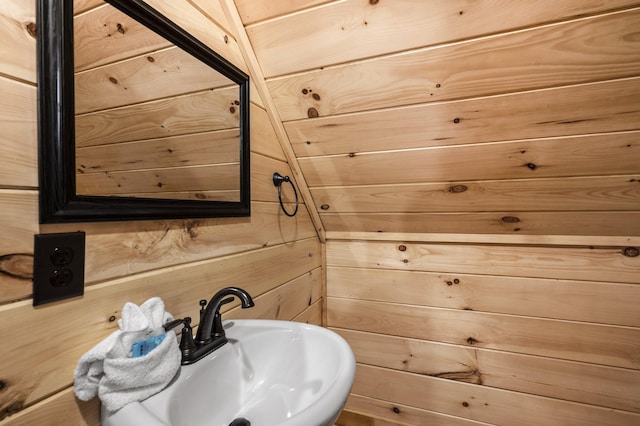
[{"xmin": 74, "ymin": 297, "xmax": 181, "ymax": 412}]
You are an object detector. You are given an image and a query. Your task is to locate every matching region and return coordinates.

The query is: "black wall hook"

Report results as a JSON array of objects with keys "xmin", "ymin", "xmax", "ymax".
[{"xmin": 273, "ymin": 172, "xmax": 299, "ymax": 217}]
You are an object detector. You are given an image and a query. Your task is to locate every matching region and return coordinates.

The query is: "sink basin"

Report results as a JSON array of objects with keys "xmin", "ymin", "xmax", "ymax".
[{"xmin": 102, "ymin": 320, "xmax": 356, "ymax": 426}]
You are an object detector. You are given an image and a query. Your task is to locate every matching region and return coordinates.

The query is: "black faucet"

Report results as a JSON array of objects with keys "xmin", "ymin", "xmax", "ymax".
[{"xmin": 166, "ymin": 287, "xmax": 254, "ymax": 365}]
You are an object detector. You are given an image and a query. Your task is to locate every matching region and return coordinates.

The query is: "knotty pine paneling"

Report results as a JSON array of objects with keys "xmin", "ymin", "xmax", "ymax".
[
  {"xmin": 75, "ymin": 86, "xmax": 240, "ymax": 148},
  {"xmin": 327, "ymin": 266, "xmax": 640, "ymax": 327},
  {"xmin": 235, "ymin": 1, "xmax": 640, "ymax": 424},
  {"xmin": 1, "ymin": 1, "xmax": 322, "ymax": 424},
  {"xmin": 335, "ymin": 329, "xmax": 639, "ymax": 413},
  {"xmin": 74, "ymin": 45, "xmax": 236, "ymax": 114},
  {"xmin": 0, "ymin": 238, "xmax": 320, "ymax": 421},
  {"xmin": 248, "ymin": 2, "xmax": 640, "ymax": 242},
  {"xmin": 0, "ymin": 76, "xmax": 37, "ymax": 188},
  {"xmin": 327, "ymin": 239, "xmax": 640, "ymax": 424},
  {"xmin": 247, "ymin": 0, "xmax": 640, "ymax": 78},
  {"xmin": 327, "ymin": 240, "xmax": 640, "ymax": 284},
  {"xmin": 321, "ymin": 211, "xmax": 640, "ymax": 237},
  {"xmin": 301, "ymin": 132, "xmax": 640, "ymax": 186},
  {"xmin": 234, "ymin": 0, "xmax": 330, "ymax": 25},
  {"xmin": 286, "ymin": 77, "xmax": 640, "ymax": 157},
  {"xmin": 268, "ymin": 8, "xmax": 640, "ymax": 121},
  {"xmin": 350, "ymin": 364, "xmax": 640, "ymax": 426},
  {"xmin": 312, "ymin": 175, "xmax": 640, "ymax": 214},
  {"xmin": 0, "ymin": 2, "xmax": 36, "ymax": 82},
  {"xmin": 329, "ymin": 298, "xmax": 639, "ymax": 369}
]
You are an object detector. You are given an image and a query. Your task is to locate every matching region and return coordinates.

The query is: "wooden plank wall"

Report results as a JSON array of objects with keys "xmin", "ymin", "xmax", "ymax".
[
  {"xmin": 0, "ymin": 1, "xmax": 320, "ymax": 424},
  {"xmin": 236, "ymin": 0, "xmax": 640, "ymax": 424},
  {"xmin": 74, "ymin": 2, "xmax": 242, "ymax": 200}
]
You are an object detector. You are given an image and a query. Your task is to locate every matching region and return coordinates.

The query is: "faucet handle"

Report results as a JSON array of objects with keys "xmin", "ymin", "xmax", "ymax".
[
  {"xmin": 179, "ymin": 317, "xmax": 197, "ymax": 356},
  {"xmin": 163, "ymin": 318, "xmax": 186, "ymax": 332}
]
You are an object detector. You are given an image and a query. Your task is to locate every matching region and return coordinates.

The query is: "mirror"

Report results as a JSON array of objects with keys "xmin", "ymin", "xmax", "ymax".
[{"xmin": 37, "ymin": 0, "xmax": 250, "ymax": 223}]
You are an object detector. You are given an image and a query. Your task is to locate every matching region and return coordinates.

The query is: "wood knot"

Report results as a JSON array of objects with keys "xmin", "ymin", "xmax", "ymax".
[
  {"xmin": 398, "ymin": 245, "xmax": 407, "ymax": 251},
  {"xmin": 453, "ymin": 117, "xmax": 461, "ymax": 124},
  {"xmin": 466, "ymin": 337, "xmax": 479, "ymax": 345},
  {"xmin": 229, "ymin": 106, "xmax": 236, "ymax": 114},
  {"xmin": 25, "ymin": 22, "xmax": 37, "ymax": 38},
  {"xmin": 348, "ymin": 152, "xmax": 356, "ymax": 157},
  {"xmin": 116, "ymin": 23, "xmax": 125, "ymax": 34},
  {"xmin": 2, "ymin": 400, "xmax": 24, "ymax": 418},
  {"xmin": 501, "ymin": 216, "xmax": 520, "ymax": 223},
  {"xmin": 109, "ymin": 77, "xmax": 118, "ymax": 84},
  {"xmin": 147, "ymin": 56, "xmax": 155, "ymax": 62},
  {"xmin": 448, "ymin": 184, "xmax": 468, "ymax": 193},
  {"xmin": 526, "ymin": 162, "xmax": 538, "ymax": 170},
  {"xmin": 307, "ymin": 107, "xmax": 319, "ymax": 118},
  {"xmin": 312, "ymin": 93, "xmax": 321, "ymax": 101},
  {"xmin": 320, "ymin": 204, "xmax": 330, "ymax": 210},
  {"xmin": 623, "ymin": 247, "xmax": 639, "ymax": 257},
  {"xmin": 108, "ymin": 315, "xmax": 117, "ymax": 322},
  {"xmin": 392, "ymin": 407, "xmax": 400, "ymax": 414},
  {"xmin": 224, "ymin": 35, "xmax": 229, "ymax": 44},
  {"xmin": 370, "ymin": 0, "xmax": 379, "ymax": 4},
  {"xmin": 0, "ymin": 253, "xmax": 33, "ymax": 280},
  {"xmin": 462, "ymin": 401, "xmax": 470, "ymax": 407}
]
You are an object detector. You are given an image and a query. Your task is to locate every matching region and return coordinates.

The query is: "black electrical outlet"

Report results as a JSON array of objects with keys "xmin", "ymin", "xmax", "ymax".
[{"xmin": 33, "ymin": 231, "xmax": 86, "ymax": 306}]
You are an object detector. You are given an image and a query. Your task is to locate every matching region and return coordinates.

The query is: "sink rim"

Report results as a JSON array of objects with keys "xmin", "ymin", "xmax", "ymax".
[{"xmin": 102, "ymin": 319, "xmax": 356, "ymax": 426}]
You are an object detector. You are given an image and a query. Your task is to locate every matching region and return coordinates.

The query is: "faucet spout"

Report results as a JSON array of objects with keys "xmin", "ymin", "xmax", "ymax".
[{"xmin": 195, "ymin": 287, "xmax": 254, "ymax": 345}]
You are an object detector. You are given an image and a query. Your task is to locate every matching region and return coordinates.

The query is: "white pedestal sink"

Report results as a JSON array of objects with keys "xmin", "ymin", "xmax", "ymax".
[{"xmin": 102, "ymin": 320, "xmax": 356, "ymax": 426}]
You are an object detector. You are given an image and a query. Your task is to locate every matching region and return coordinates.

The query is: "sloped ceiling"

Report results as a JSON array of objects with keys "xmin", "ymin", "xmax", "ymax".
[{"xmin": 233, "ymin": 0, "xmax": 640, "ymax": 239}]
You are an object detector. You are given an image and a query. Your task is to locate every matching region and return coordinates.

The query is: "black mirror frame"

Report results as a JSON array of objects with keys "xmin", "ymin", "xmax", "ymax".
[{"xmin": 37, "ymin": 0, "xmax": 250, "ymax": 223}]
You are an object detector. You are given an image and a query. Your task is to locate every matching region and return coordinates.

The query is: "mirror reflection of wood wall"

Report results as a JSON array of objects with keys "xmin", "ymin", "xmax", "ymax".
[{"xmin": 73, "ymin": 0, "xmax": 241, "ymax": 201}]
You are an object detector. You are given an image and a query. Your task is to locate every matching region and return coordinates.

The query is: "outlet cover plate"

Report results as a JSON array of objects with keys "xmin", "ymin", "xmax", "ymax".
[{"xmin": 33, "ymin": 231, "xmax": 86, "ymax": 306}]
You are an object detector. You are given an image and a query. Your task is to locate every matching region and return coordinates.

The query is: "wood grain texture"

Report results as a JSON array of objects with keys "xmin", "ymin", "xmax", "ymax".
[
  {"xmin": 320, "ymin": 211, "xmax": 640, "ymax": 237},
  {"xmin": 220, "ymin": 0, "xmax": 327, "ymax": 240},
  {"xmin": 326, "ymin": 240, "xmax": 640, "ymax": 284},
  {"xmin": 73, "ymin": 4, "xmax": 170, "ymax": 72},
  {"xmin": 76, "ymin": 129, "xmax": 240, "ymax": 172},
  {"xmin": 0, "ymin": 77, "xmax": 37, "ymax": 187},
  {"xmin": 0, "ymin": 0, "xmax": 36, "ymax": 82},
  {"xmin": 0, "ymin": 190, "xmax": 37, "ymax": 304},
  {"xmin": 143, "ymin": 0, "xmax": 247, "ymax": 72},
  {"xmin": 311, "ymin": 175, "xmax": 640, "ymax": 214},
  {"xmin": 0, "ymin": 238, "xmax": 320, "ymax": 420},
  {"xmin": 340, "ymin": 394, "xmax": 489, "ymax": 426},
  {"xmin": 351, "ymin": 364, "xmax": 640, "ymax": 426},
  {"xmin": 268, "ymin": 8, "xmax": 640, "ymax": 121},
  {"xmin": 328, "ymin": 266, "xmax": 640, "ymax": 326},
  {"xmin": 188, "ymin": 0, "xmax": 232, "ymax": 35},
  {"xmin": 46, "ymin": 200, "xmax": 315, "ymax": 287},
  {"xmin": 247, "ymin": 0, "xmax": 640, "ymax": 77},
  {"xmin": 0, "ymin": 387, "xmax": 98, "ymax": 426},
  {"xmin": 328, "ymin": 297, "xmax": 639, "ymax": 369},
  {"xmin": 300, "ymin": 132, "xmax": 640, "ymax": 186},
  {"xmin": 235, "ymin": 0, "xmax": 332, "ymax": 25},
  {"xmin": 286, "ymin": 77, "xmax": 640, "ymax": 157},
  {"xmin": 75, "ymin": 86, "xmax": 240, "ymax": 148},
  {"xmin": 75, "ymin": 45, "xmax": 236, "ymax": 114},
  {"xmin": 335, "ymin": 329, "xmax": 640, "ymax": 413}
]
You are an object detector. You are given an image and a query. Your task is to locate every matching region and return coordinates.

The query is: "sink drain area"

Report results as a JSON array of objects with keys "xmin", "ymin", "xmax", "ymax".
[{"xmin": 229, "ymin": 418, "xmax": 251, "ymax": 426}]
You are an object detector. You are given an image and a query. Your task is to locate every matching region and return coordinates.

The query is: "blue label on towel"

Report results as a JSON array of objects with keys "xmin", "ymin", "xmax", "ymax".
[{"xmin": 131, "ymin": 334, "xmax": 166, "ymax": 358}]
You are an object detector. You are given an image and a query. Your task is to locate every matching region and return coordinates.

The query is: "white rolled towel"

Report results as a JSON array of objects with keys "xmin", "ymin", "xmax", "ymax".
[{"xmin": 74, "ymin": 297, "xmax": 181, "ymax": 412}]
